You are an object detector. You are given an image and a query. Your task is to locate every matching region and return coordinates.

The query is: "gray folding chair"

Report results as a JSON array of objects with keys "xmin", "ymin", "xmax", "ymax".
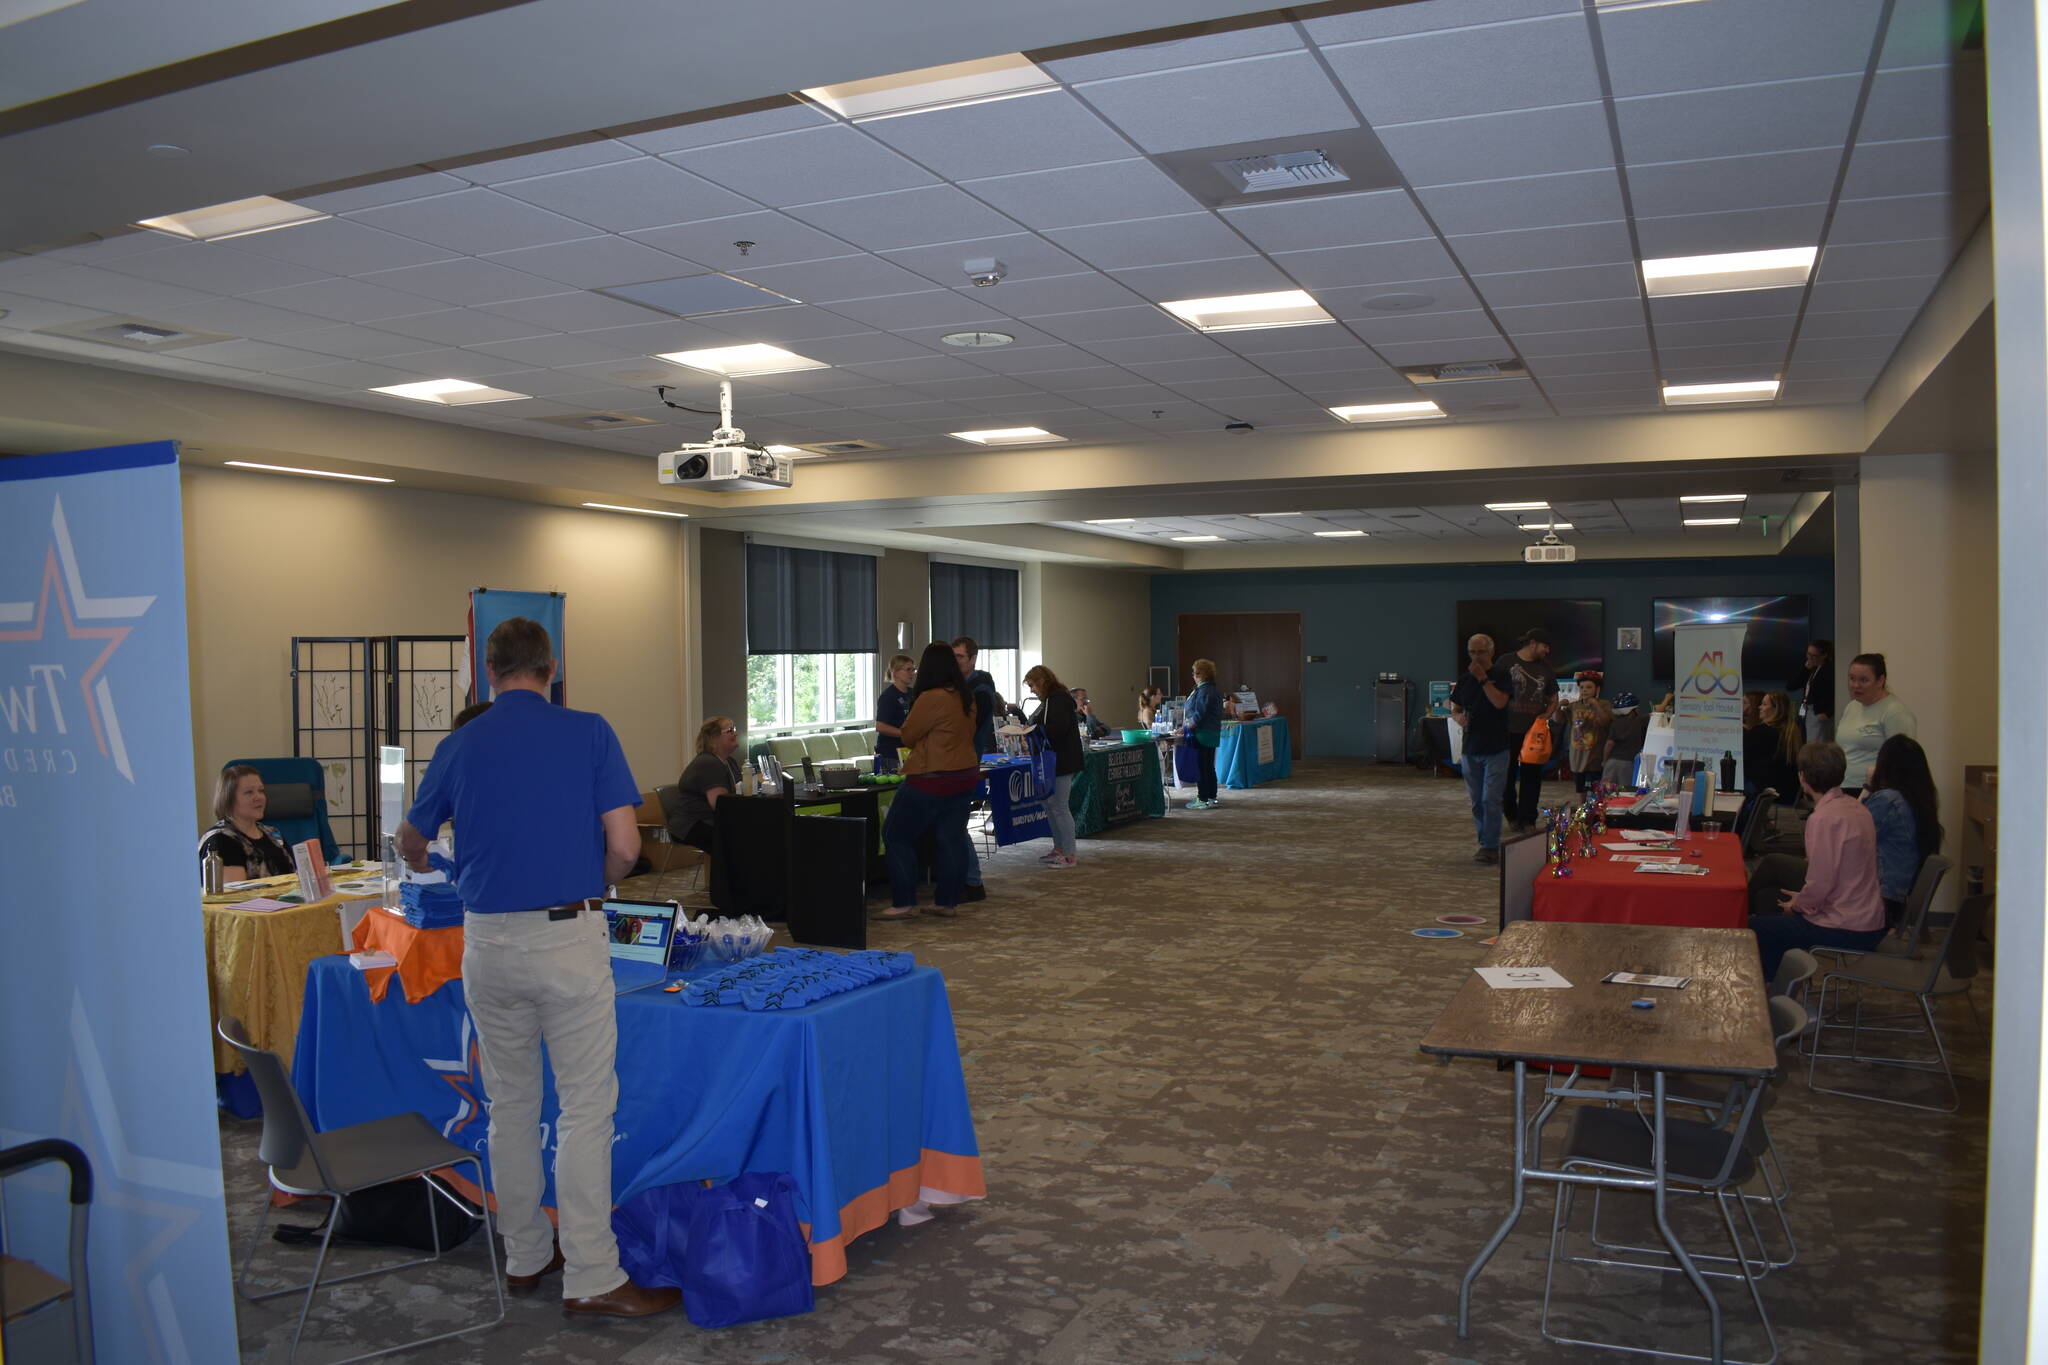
[
  {"xmin": 216, "ymin": 1018, "xmax": 504, "ymax": 1362},
  {"xmin": 1808, "ymin": 893, "xmax": 1989, "ymax": 1113},
  {"xmin": 1737, "ymin": 789, "xmax": 1777, "ymax": 860},
  {"xmin": 1818, "ymin": 856, "xmax": 1954, "ymax": 966}
]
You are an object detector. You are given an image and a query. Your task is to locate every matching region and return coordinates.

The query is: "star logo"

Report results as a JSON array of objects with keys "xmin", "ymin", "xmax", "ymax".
[
  {"xmin": 424, "ymin": 1011, "xmax": 488, "ymax": 1140},
  {"xmin": 0, "ymin": 495, "xmax": 155, "ymax": 781}
]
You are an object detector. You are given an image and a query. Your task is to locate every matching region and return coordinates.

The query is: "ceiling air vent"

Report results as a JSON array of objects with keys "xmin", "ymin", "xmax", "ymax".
[
  {"xmin": 33, "ymin": 313, "xmax": 234, "ymax": 352},
  {"xmin": 1217, "ymin": 148, "xmax": 1347, "ymax": 194},
  {"xmin": 530, "ymin": 411, "xmax": 659, "ymax": 431},
  {"xmin": 797, "ymin": 440, "xmax": 890, "ymax": 456},
  {"xmin": 1400, "ymin": 358, "xmax": 1530, "ymax": 385}
]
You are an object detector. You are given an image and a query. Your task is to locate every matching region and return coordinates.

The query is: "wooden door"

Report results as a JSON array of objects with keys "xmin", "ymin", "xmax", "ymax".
[{"xmin": 1175, "ymin": 612, "xmax": 1304, "ymax": 758}]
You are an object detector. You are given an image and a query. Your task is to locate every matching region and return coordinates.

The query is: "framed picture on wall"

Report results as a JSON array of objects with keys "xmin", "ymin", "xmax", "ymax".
[
  {"xmin": 1454, "ymin": 598, "xmax": 1605, "ymax": 678},
  {"xmin": 1617, "ymin": 627, "xmax": 1643, "ymax": 651},
  {"xmin": 1650, "ymin": 595, "xmax": 1812, "ymax": 681}
]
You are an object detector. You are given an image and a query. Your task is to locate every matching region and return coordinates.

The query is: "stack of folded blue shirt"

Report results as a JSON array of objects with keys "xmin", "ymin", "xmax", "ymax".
[
  {"xmin": 399, "ymin": 878, "xmax": 464, "ymax": 930},
  {"xmin": 681, "ymin": 947, "xmax": 914, "ymax": 1010}
]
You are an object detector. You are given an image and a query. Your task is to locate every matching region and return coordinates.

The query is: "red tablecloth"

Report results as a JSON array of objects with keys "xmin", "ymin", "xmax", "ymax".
[{"xmin": 1531, "ymin": 831, "xmax": 1748, "ymax": 928}]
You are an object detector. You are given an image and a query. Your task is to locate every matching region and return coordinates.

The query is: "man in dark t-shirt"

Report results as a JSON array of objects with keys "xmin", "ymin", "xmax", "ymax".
[
  {"xmin": 1499, "ymin": 627, "xmax": 1560, "ymax": 832},
  {"xmin": 1450, "ymin": 633, "xmax": 1514, "ymax": 863}
]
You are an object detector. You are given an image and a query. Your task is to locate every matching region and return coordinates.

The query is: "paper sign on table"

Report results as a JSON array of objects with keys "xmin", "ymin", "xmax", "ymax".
[
  {"xmin": 1610, "ymin": 853, "xmax": 1683, "ymax": 864},
  {"xmin": 1618, "ymin": 829, "xmax": 1672, "ymax": 842},
  {"xmin": 1634, "ymin": 861, "xmax": 1710, "ymax": 876},
  {"xmin": 227, "ymin": 897, "xmax": 294, "ymax": 912},
  {"xmin": 1601, "ymin": 842, "xmax": 1673, "ymax": 852},
  {"xmin": 1475, "ymin": 966, "xmax": 1573, "ymax": 990}
]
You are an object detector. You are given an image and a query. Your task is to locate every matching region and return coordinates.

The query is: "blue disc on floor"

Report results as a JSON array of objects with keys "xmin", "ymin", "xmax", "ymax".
[{"xmin": 1411, "ymin": 927, "xmax": 1463, "ymax": 939}]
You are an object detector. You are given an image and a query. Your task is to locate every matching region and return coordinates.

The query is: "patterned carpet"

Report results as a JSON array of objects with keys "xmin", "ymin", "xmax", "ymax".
[{"xmin": 222, "ymin": 760, "xmax": 1987, "ymax": 1363}]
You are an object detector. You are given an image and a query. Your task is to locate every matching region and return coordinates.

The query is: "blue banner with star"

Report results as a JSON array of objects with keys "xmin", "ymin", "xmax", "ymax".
[{"xmin": 0, "ymin": 442, "xmax": 237, "ymax": 1362}]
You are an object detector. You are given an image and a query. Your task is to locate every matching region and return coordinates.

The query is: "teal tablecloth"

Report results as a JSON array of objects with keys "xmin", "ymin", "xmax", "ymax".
[
  {"xmin": 1219, "ymin": 716, "xmax": 1291, "ymax": 789},
  {"xmin": 1071, "ymin": 740, "xmax": 1167, "ymax": 836}
]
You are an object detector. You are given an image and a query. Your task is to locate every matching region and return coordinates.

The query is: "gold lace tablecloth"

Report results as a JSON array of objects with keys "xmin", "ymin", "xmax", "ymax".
[{"xmin": 202, "ymin": 873, "xmax": 384, "ymax": 1075}]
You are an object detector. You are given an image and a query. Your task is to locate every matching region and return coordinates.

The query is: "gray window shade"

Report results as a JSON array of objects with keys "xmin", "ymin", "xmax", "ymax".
[
  {"xmin": 930, "ymin": 562, "xmax": 1019, "ymax": 649},
  {"xmin": 746, "ymin": 543, "xmax": 876, "ymax": 655}
]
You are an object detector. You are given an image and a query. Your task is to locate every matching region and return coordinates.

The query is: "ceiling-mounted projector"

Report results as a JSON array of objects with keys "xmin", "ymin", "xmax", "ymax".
[
  {"xmin": 653, "ymin": 379, "xmax": 793, "ymax": 491},
  {"xmin": 1523, "ymin": 531, "xmax": 1576, "ymax": 564}
]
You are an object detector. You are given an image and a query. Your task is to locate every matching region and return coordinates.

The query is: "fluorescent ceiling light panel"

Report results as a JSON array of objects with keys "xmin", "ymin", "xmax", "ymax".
[
  {"xmin": 223, "ymin": 461, "xmax": 392, "ymax": 483},
  {"xmin": 802, "ymin": 53, "xmax": 1055, "ymax": 121},
  {"xmin": 1085, "ymin": 518, "xmax": 1136, "ymax": 524},
  {"xmin": 948, "ymin": 427, "xmax": 1064, "ymax": 446},
  {"xmin": 583, "ymin": 502, "xmax": 688, "ymax": 518},
  {"xmin": 1684, "ymin": 517, "xmax": 1743, "ymax": 526},
  {"xmin": 656, "ymin": 344, "xmax": 829, "ymax": 378},
  {"xmin": 133, "ymin": 195, "xmax": 327, "ymax": 241},
  {"xmin": 1486, "ymin": 501, "xmax": 1550, "ymax": 512},
  {"xmin": 1520, "ymin": 522, "xmax": 1574, "ymax": 531},
  {"xmin": 370, "ymin": 378, "xmax": 529, "ymax": 405},
  {"xmin": 764, "ymin": 445, "xmax": 805, "ymax": 456},
  {"xmin": 1679, "ymin": 493, "xmax": 1748, "ymax": 503},
  {"xmin": 1330, "ymin": 401, "xmax": 1446, "ymax": 423},
  {"xmin": 1662, "ymin": 380, "xmax": 1781, "ymax": 406},
  {"xmin": 1172, "ymin": 534, "xmax": 1224, "ymax": 542},
  {"xmin": 1160, "ymin": 290, "xmax": 1335, "ymax": 333},
  {"xmin": 1640, "ymin": 247, "xmax": 1817, "ymax": 297},
  {"xmin": 1314, "ymin": 530, "xmax": 1369, "ymax": 538},
  {"xmin": 1252, "ymin": 512, "xmax": 1303, "ymax": 517}
]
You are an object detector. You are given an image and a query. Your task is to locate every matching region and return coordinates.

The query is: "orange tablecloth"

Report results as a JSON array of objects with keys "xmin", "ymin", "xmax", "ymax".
[
  {"xmin": 1530, "ymin": 831, "xmax": 1749, "ymax": 929},
  {"xmin": 350, "ymin": 908, "xmax": 465, "ymax": 1004}
]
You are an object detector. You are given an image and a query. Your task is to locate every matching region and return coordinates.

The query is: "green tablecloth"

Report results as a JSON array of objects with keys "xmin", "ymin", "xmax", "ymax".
[{"xmin": 1071, "ymin": 740, "xmax": 1167, "ymax": 837}]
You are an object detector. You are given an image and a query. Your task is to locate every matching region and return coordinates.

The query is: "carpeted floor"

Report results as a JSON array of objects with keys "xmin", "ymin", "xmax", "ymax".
[{"xmin": 222, "ymin": 760, "xmax": 1987, "ymax": 1363}]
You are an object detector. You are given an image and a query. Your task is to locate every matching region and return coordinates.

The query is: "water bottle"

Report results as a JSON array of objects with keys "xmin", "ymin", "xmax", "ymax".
[
  {"xmin": 203, "ymin": 851, "xmax": 224, "ymax": 894},
  {"xmin": 1719, "ymin": 750, "xmax": 1737, "ymax": 792}
]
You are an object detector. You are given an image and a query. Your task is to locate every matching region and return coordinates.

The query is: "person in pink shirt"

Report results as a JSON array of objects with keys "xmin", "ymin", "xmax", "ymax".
[{"xmin": 1747, "ymin": 741, "xmax": 1887, "ymax": 978}]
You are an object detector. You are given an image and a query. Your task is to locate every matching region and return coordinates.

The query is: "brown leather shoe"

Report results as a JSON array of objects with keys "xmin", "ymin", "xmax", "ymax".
[
  {"xmin": 562, "ymin": 1278, "xmax": 681, "ymax": 1318},
  {"xmin": 503, "ymin": 1242, "xmax": 563, "ymax": 1297}
]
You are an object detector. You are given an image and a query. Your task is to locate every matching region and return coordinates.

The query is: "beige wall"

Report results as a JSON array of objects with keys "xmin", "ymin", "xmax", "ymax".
[
  {"xmin": 1031, "ymin": 562, "xmax": 1154, "ymax": 728},
  {"xmin": 697, "ymin": 528, "xmax": 747, "ymax": 731},
  {"xmin": 181, "ymin": 466, "xmax": 687, "ymax": 826},
  {"xmin": 877, "ymin": 547, "xmax": 930, "ymax": 662},
  {"xmin": 1856, "ymin": 451, "xmax": 1999, "ymax": 897}
]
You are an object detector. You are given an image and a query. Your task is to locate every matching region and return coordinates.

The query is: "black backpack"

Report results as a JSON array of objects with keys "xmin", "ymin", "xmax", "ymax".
[{"xmin": 274, "ymin": 1175, "xmax": 481, "ymax": 1252}]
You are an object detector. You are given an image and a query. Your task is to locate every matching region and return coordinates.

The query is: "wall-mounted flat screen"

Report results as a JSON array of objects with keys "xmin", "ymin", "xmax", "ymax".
[
  {"xmin": 1651, "ymin": 595, "xmax": 1812, "ymax": 684},
  {"xmin": 1454, "ymin": 599, "xmax": 1604, "ymax": 679}
]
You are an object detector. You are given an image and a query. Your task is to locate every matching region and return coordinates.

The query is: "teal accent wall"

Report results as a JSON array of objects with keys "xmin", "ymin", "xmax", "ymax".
[{"xmin": 1149, "ymin": 556, "xmax": 1834, "ymax": 757}]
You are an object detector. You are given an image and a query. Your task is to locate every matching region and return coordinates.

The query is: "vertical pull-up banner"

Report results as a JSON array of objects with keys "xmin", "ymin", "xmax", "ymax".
[
  {"xmin": 1, "ymin": 442, "xmax": 237, "ymax": 1362},
  {"xmin": 468, "ymin": 588, "xmax": 566, "ymax": 704},
  {"xmin": 1672, "ymin": 622, "xmax": 1748, "ymax": 794}
]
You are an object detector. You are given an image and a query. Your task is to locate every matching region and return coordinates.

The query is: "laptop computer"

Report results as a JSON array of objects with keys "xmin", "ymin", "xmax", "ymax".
[{"xmin": 603, "ymin": 898, "xmax": 680, "ymax": 995}]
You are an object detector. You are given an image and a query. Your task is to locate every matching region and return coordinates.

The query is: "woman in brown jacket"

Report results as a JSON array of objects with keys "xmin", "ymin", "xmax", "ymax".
[{"xmin": 878, "ymin": 641, "xmax": 981, "ymax": 920}]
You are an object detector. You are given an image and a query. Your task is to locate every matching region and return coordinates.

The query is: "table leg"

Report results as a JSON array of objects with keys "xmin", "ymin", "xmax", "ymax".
[
  {"xmin": 1649, "ymin": 1071, "xmax": 1724, "ymax": 1363},
  {"xmin": 1458, "ymin": 1060, "xmax": 1529, "ymax": 1337}
]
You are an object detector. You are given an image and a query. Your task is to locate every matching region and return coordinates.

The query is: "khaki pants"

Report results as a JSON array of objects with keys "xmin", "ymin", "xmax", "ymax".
[{"xmin": 462, "ymin": 910, "xmax": 623, "ymax": 1300}]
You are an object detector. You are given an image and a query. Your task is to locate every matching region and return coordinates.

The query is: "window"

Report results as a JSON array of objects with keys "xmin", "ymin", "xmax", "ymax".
[
  {"xmin": 930, "ymin": 559, "xmax": 1020, "ymax": 704},
  {"xmin": 977, "ymin": 648, "xmax": 1020, "ymax": 707},
  {"xmin": 746, "ymin": 652, "xmax": 878, "ymax": 731}
]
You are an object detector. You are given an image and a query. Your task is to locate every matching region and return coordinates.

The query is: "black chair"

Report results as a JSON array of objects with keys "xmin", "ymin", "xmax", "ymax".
[{"xmin": 216, "ymin": 1017, "xmax": 503, "ymax": 1362}]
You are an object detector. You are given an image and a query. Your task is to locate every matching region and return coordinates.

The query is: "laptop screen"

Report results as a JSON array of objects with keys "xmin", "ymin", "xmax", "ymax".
[{"xmin": 603, "ymin": 899, "xmax": 677, "ymax": 966}]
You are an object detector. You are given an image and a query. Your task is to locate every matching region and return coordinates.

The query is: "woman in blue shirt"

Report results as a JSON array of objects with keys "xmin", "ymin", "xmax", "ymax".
[
  {"xmin": 874, "ymin": 654, "xmax": 915, "ymax": 774},
  {"xmin": 1182, "ymin": 658, "xmax": 1225, "ymax": 810},
  {"xmin": 1862, "ymin": 734, "xmax": 1942, "ymax": 925}
]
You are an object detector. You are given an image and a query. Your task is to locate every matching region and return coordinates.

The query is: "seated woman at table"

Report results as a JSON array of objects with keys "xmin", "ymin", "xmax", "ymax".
[
  {"xmin": 668, "ymin": 716, "xmax": 743, "ymax": 852},
  {"xmin": 1863, "ymin": 734, "xmax": 1942, "ymax": 928},
  {"xmin": 1744, "ymin": 691, "xmax": 1802, "ymax": 799},
  {"xmin": 198, "ymin": 765, "xmax": 295, "ymax": 881},
  {"xmin": 878, "ymin": 642, "xmax": 979, "ymax": 921},
  {"xmin": 1747, "ymin": 741, "xmax": 1886, "ymax": 978},
  {"xmin": 1022, "ymin": 665, "xmax": 1084, "ymax": 868}
]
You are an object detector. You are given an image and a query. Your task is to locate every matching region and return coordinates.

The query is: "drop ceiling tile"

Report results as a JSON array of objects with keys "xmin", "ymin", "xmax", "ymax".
[
  {"xmin": 1491, "ymin": 298, "xmax": 1645, "ymax": 334},
  {"xmin": 1633, "ymin": 203, "xmax": 1829, "ymax": 259},
  {"xmin": 1523, "ymin": 349, "xmax": 1654, "ymax": 379},
  {"xmin": 1372, "ymin": 338, "xmax": 1514, "ymax": 367},
  {"xmin": 1653, "ymin": 316, "xmax": 1797, "ymax": 349},
  {"xmin": 1073, "ymin": 52, "xmax": 1358, "ymax": 155},
  {"xmin": 1858, "ymin": 63, "xmax": 1976, "ymax": 143},
  {"xmin": 731, "ymin": 253, "xmax": 931, "ymax": 303},
  {"xmin": 1840, "ymin": 136, "xmax": 1987, "ymax": 200},
  {"xmin": 1646, "ymin": 288, "xmax": 1804, "ymax": 325},
  {"xmin": 1539, "ymin": 372, "xmax": 1655, "ymax": 395},
  {"xmin": 0, "ymin": 291, "xmax": 100, "ymax": 331},
  {"xmin": 1614, "ymin": 76, "xmax": 1863, "ymax": 164},
  {"xmin": 1255, "ymin": 343, "xmax": 1403, "ymax": 377},
  {"xmin": 1817, "ymin": 237, "xmax": 1960, "ymax": 283},
  {"xmin": 1054, "ymin": 378, "xmax": 1185, "ymax": 403},
  {"xmin": 826, "ymin": 290, "xmax": 1009, "ymax": 330},
  {"xmin": 1779, "ymin": 377, "xmax": 1873, "ymax": 404},
  {"xmin": 1422, "ymin": 376, "xmax": 1545, "ymax": 408},
  {"xmin": 1597, "ymin": 0, "xmax": 1881, "ymax": 98},
  {"xmin": 1210, "ymin": 322, "xmax": 1351, "ymax": 354},
  {"xmin": 1512, "ymin": 324, "xmax": 1651, "ymax": 358},
  {"xmin": 1218, "ymin": 190, "xmax": 1432, "ymax": 254},
  {"xmin": 291, "ymin": 358, "xmax": 442, "ymax": 389},
  {"xmin": 1781, "ymin": 355, "xmax": 1885, "ymax": 382},
  {"xmin": 668, "ymin": 124, "xmax": 935, "ymax": 206},
  {"xmin": 859, "ymin": 91, "xmax": 1134, "ymax": 180},
  {"xmin": 1350, "ymin": 308, "xmax": 1502, "ymax": 347},
  {"xmin": 1270, "ymin": 237, "xmax": 1462, "ymax": 290},
  {"xmin": 355, "ymin": 257, "xmax": 564, "ymax": 306},
  {"xmin": 442, "ymin": 139, "xmax": 640, "ymax": 185},
  {"xmin": 475, "ymin": 291, "xmax": 669, "ymax": 332},
  {"xmin": 1043, "ymin": 214, "xmax": 1256, "ymax": 272},
  {"xmin": 1448, "ymin": 221, "xmax": 1633, "ymax": 275},
  {"xmin": 1659, "ymin": 339, "xmax": 1791, "ymax": 369},
  {"xmin": 832, "ymin": 354, "xmax": 988, "ymax": 384},
  {"xmin": 350, "ymin": 189, "xmax": 600, "ymax": 254},
  {"xmin": 1791, "ymin": 333, "xmax": 1903, "ymax": 365},
  {"xmin": 964, "ymin": 273, "xmax": 1145, "ymax": 319},
  {"xmin": 465, "ymin": 334, "xmax": 646, "ymax": 367},
  {"xmin": 7, "ymin": 263, "xmax": 237, "ymax": 315},
  {"xmin": 903, "ymin": 373, "xmax": 1045, "ymax": 399},
  {"xmin": 373, "ymin": 308, "xmax": 550, "ymax": 346},
  {"xmin": 1108, "ymin": 256, "xmax": 1297, "ymax": 302},
  {"xmin": 1153, "ymin": 374, "xmax": 1297, "ymax": 399},
  {"xmin": 1624, "ymin": 147, "xmax": 1842, "ymax": 218},
  {"xmin": 491, "ymin": 158, "xmax": 756, "ymax": 233},
  {"xmin": 967, "ymin": 342, "xmax": 1119, "ymax": 374},
  {"xmin": 890, "ymin": 319, "xmax": 1060, "ymax": 352},
  {"xmin": 1032, "ymin": 305, "xmax": 1188, "ymax": 344},
  {"xmin": 1324, "ymin": 15, "xmax": 1601, "ymax": 123},
  {"xmin": 240, "ymin": 277, "xmax": 441, "ymax": 324},
  {"xmin": 150, "ymin": 296, "xmax": 340, "ymax": 339},
  {"xmin": 1416, "ymin": 169, "xmax": 1626, "ymax": 237},
  {"xmin": 1796, "ymin": 305, "xmax": 1918, "ymax": 338},
  {"xmin": 1040, "ymin": 18, "xmax": 1304, "ymax": 81},
  {"xmin": 963, "ymin": 163, "xmax": 1200, "ymax": 240},
  {"xmin": 295, "ymin": 172, "xmax": 471, "ymax": 213},
  {"xmin": 882, "ymin": 234, "xmax": 1090, "ymax": 288},
  {"xmin": 617, "ymin": 101, "xmax": 833, "ymax": 155},
  {"xmin": 1805, "ymin": 276, "xmax": 1942, "ymax": 312},
  {"xmin": 577, "ymin": 315, "xmax": 796, "ymax": 354},
  {"xmin": 1379, "ymin": 103, "xmax": 1616, "ymax": 187},
  {"xmin": 627, "ymin": 211, "xmax": 861, "ymax": 271},
  {"xmin": 264, "ymin": 323, "xmax": 435, "ymax": 360},
  {"xmin": 1320, "ymin": 276, "xmax": 1484, "ymax": 318},
  {"xmin": 97, "ymin": 242, "xmax": 330, "ymax": 295},
  {"xmin": 1301, "ymin": 0, "xmax": 1577, "ymax": 43},
  {"xmin": 1081, "ymin": 333, "xmax": 1225, "ymax": 366},
  {"xmin": 481, "ymin": 236, "xmax": 690, "ymax": 288},
  {"xmin": 167, "ymin": 338, "xmax": 336, "ymax": 372},
  {"xmin": 793, "ymin": 332, "xmax": 941, "ymax": 366},
  {"xmin": 1117, "ymin": 355, "xmax": 1268, "ymax": 383},
  {"xmin": 1471, "ymin": 262, "xmax": 1641, "ymax": 309},
  {"xmin": 1827, "ymin": 193, "xmax": 1974, "ymax": 247},
  {"xmin": 782, "ymin": 186, "xmax": 1021, "ymax": 252}
]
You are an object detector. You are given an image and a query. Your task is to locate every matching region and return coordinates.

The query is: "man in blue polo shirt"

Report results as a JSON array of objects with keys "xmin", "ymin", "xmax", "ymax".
[{"xmin": 397, "ymin": 618, "xmax": 675, "ymax": 1318}]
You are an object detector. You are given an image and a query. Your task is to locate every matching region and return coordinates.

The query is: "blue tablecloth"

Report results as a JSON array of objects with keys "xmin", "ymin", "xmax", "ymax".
[
  {"xmin": 291, "ymin": 955, "xmax": 984, "ymax": 1284},
  {"xmin": 1218, "ymin": 716, "xmax": 1291, "ymax": 789}
]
